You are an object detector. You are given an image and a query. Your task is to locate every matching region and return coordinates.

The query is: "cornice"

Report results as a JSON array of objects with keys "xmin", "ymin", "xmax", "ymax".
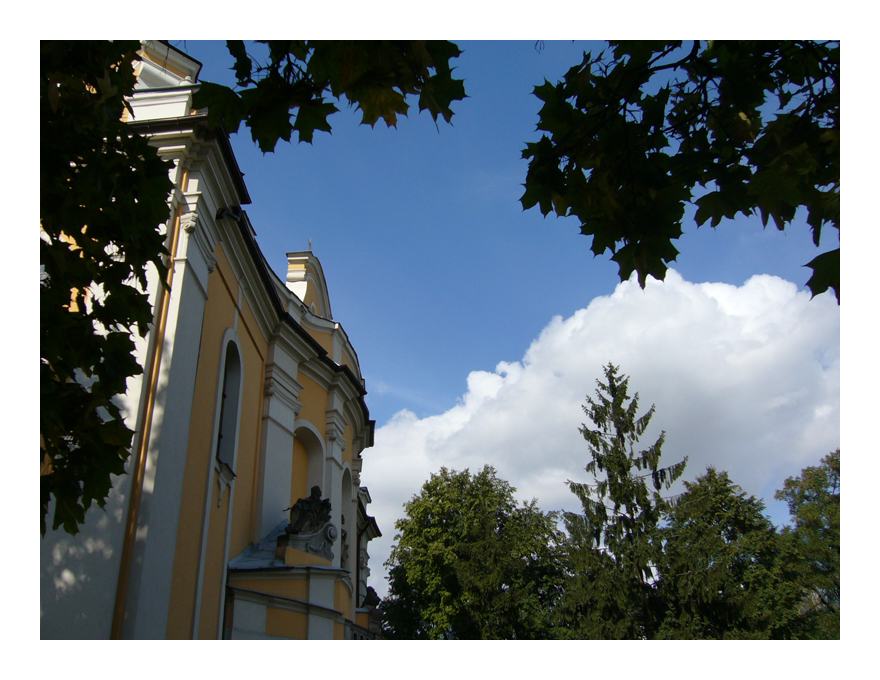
[
  {"xmin": 263, "ymin": 361, "xmax": 303, "ymax": 412},
  {"xmin": 126, "ymin": 114, "xmax": 251, "ymax": 205},
  {"xmin": 140, "ymin": 40, "xmax": 202, "ymax": 84}
]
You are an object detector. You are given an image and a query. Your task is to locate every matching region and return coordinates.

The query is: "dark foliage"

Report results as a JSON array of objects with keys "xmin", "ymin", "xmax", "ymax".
[
  {"xmin": 522, "ymin": 41, "xmax": 839, "ymax": 300},
  {"xmin": 194, "ymin": 40, "xmax": 466, "ymax": 152},
  {"xmin": 41, "ymin": 41, "xmax": 173, "ymax": 535}
]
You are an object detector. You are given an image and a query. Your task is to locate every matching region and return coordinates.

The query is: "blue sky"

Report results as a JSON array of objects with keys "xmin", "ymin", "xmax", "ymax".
[
  {"xmin": 174, "ymin": 41, "xmax": 840, "ymax": 597},
  {"xmin": 180, "ymin": 40, "xmax": 835, "ymax": 419}
]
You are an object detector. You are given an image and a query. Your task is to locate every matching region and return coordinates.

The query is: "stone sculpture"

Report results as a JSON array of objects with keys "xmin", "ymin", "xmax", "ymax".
[{"xmin": 278, "ymin": 486, "xmax": 336, "ymax": 561}]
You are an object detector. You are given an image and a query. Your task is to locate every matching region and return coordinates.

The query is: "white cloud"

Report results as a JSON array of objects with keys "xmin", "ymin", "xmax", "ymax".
[{"xmin": 360, "ymin": 271, "xmax": 840, "ymax": 598}]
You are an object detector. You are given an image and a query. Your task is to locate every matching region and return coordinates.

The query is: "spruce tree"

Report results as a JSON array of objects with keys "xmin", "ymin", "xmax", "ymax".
[{"xmin": 561, "ymin": 363, "xmax": 687, "ymax": 639}]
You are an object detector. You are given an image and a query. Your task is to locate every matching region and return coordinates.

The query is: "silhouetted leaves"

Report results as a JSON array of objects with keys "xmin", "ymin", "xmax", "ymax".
[
  {"xmin": 40, "ymin": 41, "xmax": 173, "ymax": 535},
  {"xmin": 522, "ymin": 41, "xmax": 839, "ymax": 301},
  {"xmin": 804, "ymin": 249, "xmax": 840, "ymax": 301},
  {"xmin": 194, "ymin": 41, "xmax": 466, "ymax": 152}
]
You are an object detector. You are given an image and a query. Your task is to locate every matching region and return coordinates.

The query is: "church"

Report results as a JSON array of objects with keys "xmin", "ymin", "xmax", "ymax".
[{"xmin": 40, "ymin": 41, "xmax": 382, "ymax": 639}]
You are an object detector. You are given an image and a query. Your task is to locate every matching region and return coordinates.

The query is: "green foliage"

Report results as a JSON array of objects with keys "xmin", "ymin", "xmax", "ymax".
[
  {"xmin": 193, "ymin": 40, "xmax": 466, "ymax": 153},
  {"xmin": 561, "ymin": 363, "xmax": 687, "ymax": 638},
  {"xmin": 522, "ymin": 41, "xmax": 840, "ymax": 301},
  {"xmin": 382, "ymin": 466, "xmax": 567, "ymax": 639},
  {"xmin": 657, "ymin": 468, "xmax": 806, "ymax": 639},
  {"xmin": 40, "ymin": 41, "xmax": 174, "ymax": 536},
  {"xmin": 775, "ymin": 449, "xmax": 840, "ymax": 638},
  {"xmin": 559, "ymin": 366, "xmax": 838, "ymax": 639}
]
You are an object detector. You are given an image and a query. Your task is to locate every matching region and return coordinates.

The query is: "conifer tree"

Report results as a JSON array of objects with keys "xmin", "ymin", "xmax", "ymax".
[{"xmin": 561, "ymin": 363, "xmax": 687, "ymax": 639}]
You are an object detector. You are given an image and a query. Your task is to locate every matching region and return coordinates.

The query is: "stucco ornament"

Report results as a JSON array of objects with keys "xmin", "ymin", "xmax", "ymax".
[{"xmin": 278, "ymin": 486, "xmax": 336, "ymax": 561}]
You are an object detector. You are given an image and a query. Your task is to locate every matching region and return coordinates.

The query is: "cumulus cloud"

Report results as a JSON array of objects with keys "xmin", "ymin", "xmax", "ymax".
[{"xmin": 361, "ymin": 271, "xmax": 840, "ymax": 598}]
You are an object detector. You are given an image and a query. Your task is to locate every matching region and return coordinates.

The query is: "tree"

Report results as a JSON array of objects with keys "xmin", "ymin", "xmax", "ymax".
[
  {"xmin": 521, "ymin": 41, "xmax": 839, "ymax": 301},
  {"xmin": 657, "ymin": 468, "xmax": 806, "ymax": 639},
  {"xmin": 382, "ymin": 466, "xmax": 567, "ymax": 639},
  {"xmin": 560, "ymin": 363, "xmax": 687, "ymax": 639},
  {"xmin": 41, "ymin": 41, "xmax": 174, "ymax": 536},
  {"xmin": 40, "ymin": 40, "xmax": 466, "ymax": 536},
  {"xmin": 775, "ymin": 449, "xmax": 840, "ymax": 638},
  {"xmin": 192, "ymin": 40, "xmax": 466, "ymax": 152}
]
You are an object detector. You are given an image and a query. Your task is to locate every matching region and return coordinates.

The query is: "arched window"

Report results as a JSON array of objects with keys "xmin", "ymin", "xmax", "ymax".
[{"xmin": 216, "ymin": 340, "xmax": 242, "ymax": 471}]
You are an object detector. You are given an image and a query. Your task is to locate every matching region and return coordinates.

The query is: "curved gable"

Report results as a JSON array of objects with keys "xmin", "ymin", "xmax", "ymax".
[{"xmin": 285, "ymin": 252, "xmax": 333, "ymax": 320}]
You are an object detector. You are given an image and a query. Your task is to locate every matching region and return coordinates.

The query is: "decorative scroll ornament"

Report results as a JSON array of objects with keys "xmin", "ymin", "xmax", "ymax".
[
  {"xmin": 180, "ymin": 211, "xmax": 217, "ymax": 273},
  {"xmin": 180, "ymin": 212, "xmax": 198, "ymax": 233}
]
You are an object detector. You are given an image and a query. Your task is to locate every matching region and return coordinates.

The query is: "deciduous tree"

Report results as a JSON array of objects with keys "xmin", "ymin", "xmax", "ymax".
[
  {"xmin": 657, "ymin": 468, "xmax": 805, "ymax": 639},
  {"xmin": 382, "ymin": 466, "xmax": 567, "ymax": 639},
  {"xmin": 775, "ymin": 449, "xmax": 840, "ymax": 637},
  {"xmin": 522, "ymin": 41, "xmax": 839, "ymax": 300},
  {"xmin": 193, "ymin": 40, "xmax": 466, "ymax": 152},
  {"xmin": 40, "ymin": 41, "xmax": 173, "ymax": 536}
]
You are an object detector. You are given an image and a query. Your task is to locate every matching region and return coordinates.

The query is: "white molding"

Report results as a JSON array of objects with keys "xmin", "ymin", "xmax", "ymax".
[
  {"xmin": 138, "ymin": 41, "xmax": 200, "ymax": 88},
  {"xmin": 265, "ymin": 396, "xmax": 298, "ymax": 436},
  {"xmin": 177, "ymin": 211, "xmax": 217, "ymax": 300}
]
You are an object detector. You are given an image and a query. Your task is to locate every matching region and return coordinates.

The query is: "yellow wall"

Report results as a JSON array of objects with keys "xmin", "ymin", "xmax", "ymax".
[
  {"xmin": 335, "ymin": 580, "xmax": 352, "ymax": 621},
  {"xmin": 303, "ymin": 286, "xmax": 321, "ymax": 316},
  {"xmin": 231, "ymin": 576, "xmax": 309, "ymax": 602},
  {"xmin": 228, "ymin": 291, "xmax": 267, "ymax": 560},
  {"xmin": 341, "ymin": 348, "xmax": 354, "ymax": 372},
  {"xmin": 162, "ymin": 238, "xmax": 365, "ymax": 640},
  {"xmin": 266, "ymin": 607, "xmax": 308, "ymax": 640},
  {"xmin": 292, "ymin": 438, "xmax": 309, "ymax": 506},
  {"xmin": 280, "ymin": 546, "xmax": 331, "ymax": 567},
  {"xmin": 140, "ymin": 47, "xmax": 190, "ymax": 79},
  {"xmin": 297, "ymin": 373, "xmax": 328, "ymax": 432},
  {"xmin": 306, "ymin": 325, "xmax": 332, "ymax": 355},
  {"xmin": 165, "ymin": 242, "xmax": 269, "ymax": 639},
  {"xmin": 165, "ymin": 245, "xmax": 237, "ymax": 638},
  {"xmin": 288, "ymin": 262, "xmax": 322, "ymax": 317},
  {"xmin": 197, "ymin": 476, "xmax": 230, "ymax": 638}
]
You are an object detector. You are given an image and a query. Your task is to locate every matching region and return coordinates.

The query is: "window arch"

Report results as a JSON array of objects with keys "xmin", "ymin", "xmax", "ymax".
[{"xmin": 215, "ymin": 338, "xmax": 243, "ymax": 472}]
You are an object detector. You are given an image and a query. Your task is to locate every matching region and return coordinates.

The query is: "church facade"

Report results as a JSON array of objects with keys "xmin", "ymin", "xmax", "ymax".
[{"xmin": 40, "ymin": 41, "xmax": 381, "ymax": 639}]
